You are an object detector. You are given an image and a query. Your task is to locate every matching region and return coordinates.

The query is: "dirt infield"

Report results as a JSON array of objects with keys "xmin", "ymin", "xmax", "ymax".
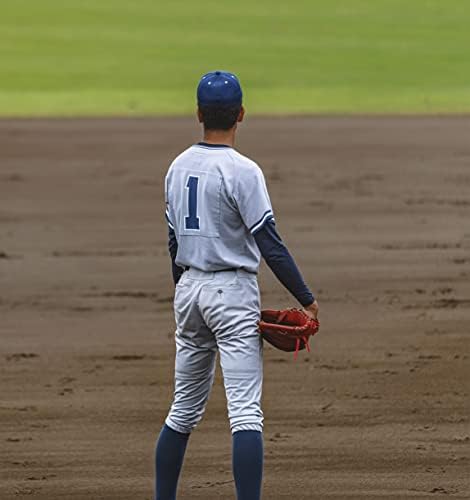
[{"xmin": 1, "ymin": 117, "xmax": 469, "ymax": 499}]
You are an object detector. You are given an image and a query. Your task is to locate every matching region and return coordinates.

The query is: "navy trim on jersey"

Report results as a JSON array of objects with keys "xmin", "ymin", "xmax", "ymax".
[
  {"xmin": 165, "ymin": 209, "xmax": 175, "ymax": 230},
  {"xmin": 195, "ymin": 142, "xmax": 232, "ymax": 149},
  {"xmin": 250, "ymin": 210, "xmax": 274, "ymax": 234}
]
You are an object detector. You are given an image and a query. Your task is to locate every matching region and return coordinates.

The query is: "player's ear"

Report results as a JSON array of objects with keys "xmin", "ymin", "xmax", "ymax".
[
  {"xmin": 197, "ymin": 108, "xmax": 203, "ymax": 123},
  {"xmin": 237, "ymin": 106, "xmax": 245, "ymax": 123}
]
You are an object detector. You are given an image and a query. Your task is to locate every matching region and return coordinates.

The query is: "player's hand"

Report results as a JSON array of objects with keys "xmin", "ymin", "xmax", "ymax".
[{"xmin": 303, "ymin": 300, "xmax": 319, "ymax": 320}]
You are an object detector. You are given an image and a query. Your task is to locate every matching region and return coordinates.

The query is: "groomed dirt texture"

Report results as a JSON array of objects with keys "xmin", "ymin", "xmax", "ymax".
[{"xmin": 1, "ymin": 117, "xmax": 469, "ymax": 500}]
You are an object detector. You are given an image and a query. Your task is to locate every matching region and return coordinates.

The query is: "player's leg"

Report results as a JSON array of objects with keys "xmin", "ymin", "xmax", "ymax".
[
  {"xmin": 223, "ymin": 329, "xmax": 263, "ymax": 500},
  {"xmin": 232, "ymin": 430, "xmax": 263, "ymax": 500},
  {"xmin": 156, "ymin": 339, "xmax": 216, "ymax": 500},
  {"xmin": 200, "ymin": 271, "xmax": 263, "ymax": 500},
  {"xmin": 164, "ymin": 334, "xmax": 217, "ymax": 434},
  {"xmin": 156, "ymin": 276, "xmax": 216, "ymax": 500},
  {"xmin": 155, "ymin": 424, "xmax": 189, "ymax": 500}
]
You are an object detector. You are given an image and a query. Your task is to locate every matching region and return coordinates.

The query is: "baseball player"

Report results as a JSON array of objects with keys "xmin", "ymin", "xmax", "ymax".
[{"xmin": 155, "ymin": 71, "xmax": 319, "ymax": 500}]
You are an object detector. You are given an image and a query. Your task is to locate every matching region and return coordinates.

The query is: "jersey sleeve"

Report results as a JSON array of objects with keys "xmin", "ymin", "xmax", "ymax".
[{"xmin": 234, "ymin": 165, "xmax": 274, "ymax": 235}]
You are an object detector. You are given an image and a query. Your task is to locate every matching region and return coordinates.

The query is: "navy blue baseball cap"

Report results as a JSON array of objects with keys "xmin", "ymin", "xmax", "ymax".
[{"xmin": 197, "ymin": 71, "xmax": 243, "ymax": 106}]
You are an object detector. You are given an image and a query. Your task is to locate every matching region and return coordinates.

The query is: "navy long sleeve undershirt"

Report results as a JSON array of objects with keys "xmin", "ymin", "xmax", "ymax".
[
  {"xmin": 253, "ymin": 219, "xmax": 314, "ymax": 307},
  {"xmin": 168, "ymin": 220, "xmax": 314, "ymax": 307},
  {"xmin": 168, "ymin": 227, "xmax": 184, "ymax": 285}
]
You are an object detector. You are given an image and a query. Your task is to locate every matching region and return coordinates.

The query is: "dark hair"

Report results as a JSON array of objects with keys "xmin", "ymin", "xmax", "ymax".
[{"xmin": 199, "ymin": 104, "xmax": 241, "ymax": 131}]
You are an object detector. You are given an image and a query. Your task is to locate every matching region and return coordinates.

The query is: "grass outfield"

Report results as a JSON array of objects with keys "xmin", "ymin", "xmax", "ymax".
[{"xmin": 1, "ymin": 0, "xmax": 470, "ymax": 116}]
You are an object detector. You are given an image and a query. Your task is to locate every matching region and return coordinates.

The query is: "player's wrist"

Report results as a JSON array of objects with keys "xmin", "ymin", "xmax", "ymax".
[
  {"xmin": 299, "ymin": 294, "xmax": 316, "ymax": 308},
  {"xmin": 303, "ymin": 299, "xmax": 319, "ymax": 320},
  {"xmin": 304, "ymin": 301, "xmax": 318, "ymax": 311}
]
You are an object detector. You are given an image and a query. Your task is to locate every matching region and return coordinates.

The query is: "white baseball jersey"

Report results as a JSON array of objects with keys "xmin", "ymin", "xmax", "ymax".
[{"xmin": 164, "ymin": 143, "xmax": 274, "ymax": 274}]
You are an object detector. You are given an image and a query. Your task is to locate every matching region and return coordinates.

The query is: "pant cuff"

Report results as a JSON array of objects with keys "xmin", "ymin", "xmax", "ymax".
[
  {"xmin": 165, "ymin": 417, "xmax": 192, "ymax": 435},
  {"xmin": 231, "ymin": 423, "xmax": 263, "ymax": 434}
]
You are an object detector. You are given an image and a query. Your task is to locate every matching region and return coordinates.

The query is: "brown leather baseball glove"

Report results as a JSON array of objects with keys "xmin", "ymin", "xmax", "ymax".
[{"xmin": 259, "ymin": 309, "xmax": 320, "ymax": 359}]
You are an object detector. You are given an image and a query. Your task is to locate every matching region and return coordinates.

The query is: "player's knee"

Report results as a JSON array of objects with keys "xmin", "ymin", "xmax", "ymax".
[{"xmin": 165, "ymin": 407, "xmax": 205, "ymax": 434}]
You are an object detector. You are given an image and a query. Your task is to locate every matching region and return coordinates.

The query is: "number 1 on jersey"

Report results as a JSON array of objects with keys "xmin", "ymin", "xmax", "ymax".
[{"xmin": 185, "ymin": 176, "xmax": 200, "ymax": 230}]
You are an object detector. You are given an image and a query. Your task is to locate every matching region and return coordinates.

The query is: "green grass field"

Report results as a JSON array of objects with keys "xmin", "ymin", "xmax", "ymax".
[{"xmin": 1, "ymin": 0, "xmax": 470, "ymax": 116}]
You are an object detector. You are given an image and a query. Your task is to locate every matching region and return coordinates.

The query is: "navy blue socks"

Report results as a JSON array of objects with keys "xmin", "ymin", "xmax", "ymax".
[
  {"xmin": 155, "ymin": 426, "xmax": 263, "ymax": 500},
  {"xmin": 155, "ymin": 424, "xmax": 190, "ymax": 500},
  {"xmin": 232, "ymin": 430, "xmax": 263, "ymax": 500}
]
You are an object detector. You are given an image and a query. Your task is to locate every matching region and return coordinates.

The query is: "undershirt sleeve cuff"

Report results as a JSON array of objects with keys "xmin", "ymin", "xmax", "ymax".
[{"xmin": 168, "ymin": 227, "xmax": 184, "ymax": 285}]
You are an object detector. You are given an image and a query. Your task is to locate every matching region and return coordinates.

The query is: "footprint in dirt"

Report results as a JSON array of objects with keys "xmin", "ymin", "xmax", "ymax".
[
  {"xmin": 380, "ymin": 242, "xmax": 461, "ymax": 250},
  {"xmin": 375, "ymin": 370, "xmax": 398, "ymax": 375},
  {"xmin": 269, "ymin": 432, "xmax": 292, "ymax": 442},
  {"xmin": 156, "ymin": 296, "xmax": 173, "ymax": 303},
  {"xmin": 15, "ymin": 406, "xmax": 37, "ymax": 413},
  {"xmin": 57, "ymin": 377, "xmax": 77, "ymax": 396},
  {"xmin": 268, "ymin": 358, "xmax": 287, "ymax": 364},
  {"xmin": 431, "ymin": 287, "xmax": 453, "ymax": 296},
  {"xmin": 435, "ymin": 298, "xmax": 470, "ymax": 309},
  {"xmin": 14, "ymin": 486, "xmax": 40, "ymax": 496},
  {"xmin": 191, "ymin": 479, "xmax": 234, "ymax": 489},
  {"xmin": 99, "ymin": 290, "xmax": 158, "ymax": 299},
  {"xmin": 11, "ymin": 461, "xmax": 35, "ymax": 467},
  {"xmin": 429, "ymin": 486, "xmax": 457, "ymax": 495},
  {"xmin": 5, "ymin": 353, "xmax": 39, "ymax": 361},
  {"xmin": 25, "ymin": 474, "xmax": 57, "ymax": 481},
  {"xmin": 418, "ymin": 354, "xmax": 442, "ymax": 360},
  {"xmin": 453, "ymin": 436, "xmax": 470, "ymax": 444},
  {"xmin": 453, "ymin": 257, "xmax": 470, "ymax": 264},
  {"xmin": 317, "ymin": 363, "xmax": 349, "ymax": 371},
  {"xmin": 30, "ymin": 423, "xmax": 48, "ymax": 429},
  {"xmin": 58, "ymin": 388, "xmax": 74, "ymax": 396},
  {"xmin": 112, "ymin": 354, "xmax": 146, "ymax": 361},
  {"xmin": 58, "ymin": 376, "xmax": 76, "ymax": 384},
  {"xmin": 83, "ymin": 364, "xmax": 103, "ymax": 374}
]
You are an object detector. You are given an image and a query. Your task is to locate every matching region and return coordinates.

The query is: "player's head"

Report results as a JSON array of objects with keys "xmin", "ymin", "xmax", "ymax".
[{"xmin": 197, "ymin": 71, "xmax": 244, "ymax": 131}]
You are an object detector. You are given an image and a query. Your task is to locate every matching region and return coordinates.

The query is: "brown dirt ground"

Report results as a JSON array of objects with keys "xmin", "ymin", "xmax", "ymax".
[{"xmin": 0, "ymin": 117, "xmax": 469, "ymax": 500}]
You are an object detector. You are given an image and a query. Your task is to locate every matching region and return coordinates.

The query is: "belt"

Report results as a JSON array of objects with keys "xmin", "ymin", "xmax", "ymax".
[{"xmin": 185, "ymin": 266, "xmax": 238, "ymax": 272}]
